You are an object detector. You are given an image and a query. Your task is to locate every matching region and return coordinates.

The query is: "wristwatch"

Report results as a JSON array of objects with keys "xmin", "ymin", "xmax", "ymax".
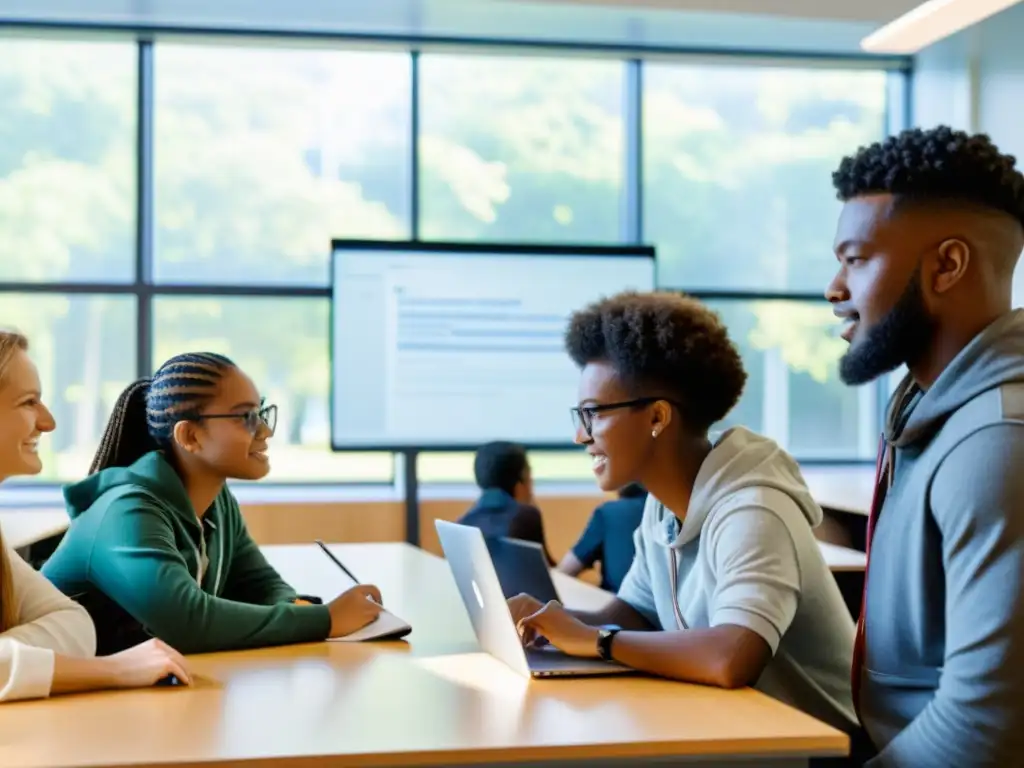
[{"xmin": 596, "ymin": 627, "xmax": 621, "ymax": 661}]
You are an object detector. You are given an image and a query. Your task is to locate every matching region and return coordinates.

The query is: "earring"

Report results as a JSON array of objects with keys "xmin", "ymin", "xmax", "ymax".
[{"xmin": 651, "ymin": 429, "xmax": 659, "ymax": 438}]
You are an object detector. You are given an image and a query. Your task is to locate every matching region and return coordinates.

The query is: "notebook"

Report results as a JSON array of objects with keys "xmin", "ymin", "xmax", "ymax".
[
  {"xmin": 314, "ymin": 539, "xmax": 412, "ymax": 641},
  {"xmin": 331, "ymin": 605, "xmax": 412, "ymax": 642}
]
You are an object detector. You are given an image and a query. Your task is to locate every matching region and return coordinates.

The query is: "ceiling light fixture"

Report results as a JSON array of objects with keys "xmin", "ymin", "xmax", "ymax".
[{"xmin": 861, "ymin": 0, "xmax": 1020, "ymax": 53}]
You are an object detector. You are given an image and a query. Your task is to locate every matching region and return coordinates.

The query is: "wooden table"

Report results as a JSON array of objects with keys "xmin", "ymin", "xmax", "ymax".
[
  {"xmin": 801, "ymin": 467, "xmax": 874, "ymax": 517},
  {"xmin": 0, "ymin": 509, "xmax": 69, "ymax": 550},
  {"xmin": 0, "ymin": 543, "xmax": 847, "ymax": 767},
  {"xmin": 801, "ymin": 469, "xmax": 873, "ymax": 628},
  {"xmin": 817, "ymin": 541, "xmax": 866, "ymax": 573}
]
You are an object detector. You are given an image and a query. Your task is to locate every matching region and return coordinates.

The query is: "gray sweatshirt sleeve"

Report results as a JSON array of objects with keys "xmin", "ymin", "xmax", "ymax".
[
  {"xmin": 870, "ymin": 423, "xmax": 1024, "ymax": 767},
  {"xmin": 705, "ymin": 504, "xmax": 800, "ymax": 655},
  {"xmin": 616, "ymin": 521, "xmax": 660, "ymax": 628}
]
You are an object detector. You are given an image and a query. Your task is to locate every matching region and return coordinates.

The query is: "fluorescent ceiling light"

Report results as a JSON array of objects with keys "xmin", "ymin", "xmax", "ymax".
[{"xmin": 862, "ymin": 0, "xmax": 1021, "ymax": 53}]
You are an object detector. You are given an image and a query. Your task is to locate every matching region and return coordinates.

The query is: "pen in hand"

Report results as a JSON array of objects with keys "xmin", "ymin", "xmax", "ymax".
[
  {"xmin": 315, "ymin": 539, "xmax": 384, "ymax": 609},
  {"xmin": 315, "ymin": 539, "xmax": 361, "ymax": 584}
]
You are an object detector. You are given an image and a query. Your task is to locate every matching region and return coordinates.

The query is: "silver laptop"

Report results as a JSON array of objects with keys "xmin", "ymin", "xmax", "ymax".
[
  {"xmin": 486, "ymin": 536, "xmax": 560, "ymax": 604},
  {"xmin": 435, "ymin": 520, "xmax": 631, "ymax": 678}
]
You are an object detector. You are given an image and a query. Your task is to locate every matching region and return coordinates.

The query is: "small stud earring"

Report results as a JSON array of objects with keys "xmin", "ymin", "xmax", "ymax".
[{"xmin": 651, "ymin": 430, "xmax": 659, "ymax": 438}]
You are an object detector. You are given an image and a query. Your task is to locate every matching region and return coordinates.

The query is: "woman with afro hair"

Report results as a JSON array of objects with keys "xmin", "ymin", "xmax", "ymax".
[{"xmin": 510, "ymin": 291, "xmax": 859, "ymax": 744}]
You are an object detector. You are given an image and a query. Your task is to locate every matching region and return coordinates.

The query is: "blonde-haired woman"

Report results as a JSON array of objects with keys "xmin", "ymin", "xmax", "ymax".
[{"xmin": 0, "ymin": 330, "xmax": 190, "ymax": 701}]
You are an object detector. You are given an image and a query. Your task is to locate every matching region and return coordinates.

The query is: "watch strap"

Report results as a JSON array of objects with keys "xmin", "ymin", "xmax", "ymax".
[{"xmin": 597, "ymin": 627, "xmax": 621, "ymax": 661}]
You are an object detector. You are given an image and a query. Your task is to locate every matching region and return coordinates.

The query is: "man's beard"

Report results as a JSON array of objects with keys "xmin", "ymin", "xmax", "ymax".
[{"xmin": 839, "ymin": 269, "xmax": 937, "ymax": 386}]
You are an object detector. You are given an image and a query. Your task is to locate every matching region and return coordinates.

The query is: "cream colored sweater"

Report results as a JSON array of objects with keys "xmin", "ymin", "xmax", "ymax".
[{"xmin": 0, "ymin": 548, "xmax": 96, "ymax": 702}]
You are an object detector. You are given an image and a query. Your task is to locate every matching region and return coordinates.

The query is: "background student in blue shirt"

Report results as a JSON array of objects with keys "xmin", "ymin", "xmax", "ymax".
[
  {"xmin": 557, "ymin": 483, "xmax": 646, "ymax": 592},
  {"xmin": 458, "ymin": 441, "xmax": 554, "ymax": 563}
]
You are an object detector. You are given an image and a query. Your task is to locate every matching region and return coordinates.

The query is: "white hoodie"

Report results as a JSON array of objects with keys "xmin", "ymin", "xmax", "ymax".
[
  {"xmin": 0, "ymin": 547, "xmax": 96, "ymax": 702},
  {"xmin": 618, "ymin": 427, "xmax": 857, "ymax": 732}
]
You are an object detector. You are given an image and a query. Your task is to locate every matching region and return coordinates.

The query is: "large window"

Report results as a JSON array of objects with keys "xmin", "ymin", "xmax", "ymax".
[
  {"xmin": 643, "ymin": 63, "xmax": 889, "ymax": 462},
  {"xmin": 154, "ymin": 45, "xmax": 411, "ymax": 285},
  {"xmin": 0, "ymin": 35, "xmax": 902, "ymax": 488},
  {"xmin": 418, "ymin": 54, "xmax": 624, "ymax": 243},
  {"xmin": 644, "ymin": 64, "xmax": 887, "ymax": 292},
  {"xmin": 0, "ymin": 39, "xmax": 136, "ymax": 282}
]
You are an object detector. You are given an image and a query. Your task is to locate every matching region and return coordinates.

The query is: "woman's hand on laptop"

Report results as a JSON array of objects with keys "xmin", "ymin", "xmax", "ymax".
[
  {"xmin": 328, "ymin": 584, "xmax": 384, "ymax": 637},
  {"xmin": 515, "ymin": 599, "xmax": 601, "ymax": 659},
  {"xmin": 508, "ymin": 593, "xmax": 544, "ymax": 626}
]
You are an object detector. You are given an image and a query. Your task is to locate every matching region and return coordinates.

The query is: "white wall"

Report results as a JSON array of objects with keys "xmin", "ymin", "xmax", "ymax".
[
  {"xmin": 912, "ymin": 3, "xmax": 1024, "ymax": 302},
  {"xmin": 913, "ymin": 3, "xmax": 1024, "ymax": 153},
  {"xmin": 973, "ymin": 5, "xmax": 1024, "ymax": 164},
  {"xmin": 912, "ymin": 31, "xmax": 976, "ymax": 131}
]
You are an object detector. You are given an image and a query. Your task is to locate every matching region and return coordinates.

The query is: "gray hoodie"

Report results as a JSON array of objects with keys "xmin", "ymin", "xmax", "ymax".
[
  {"xmin": 861, "ymin": 309, "xmax": 1024, "ymax": 767},
  {"xmin": 618, "ymin": 426, "xmax": 857, "ymax": 733}
]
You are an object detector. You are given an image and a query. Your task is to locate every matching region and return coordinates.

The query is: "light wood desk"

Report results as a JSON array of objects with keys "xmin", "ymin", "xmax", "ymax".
[
  {"xmin": 801, "ymin": 467, "xmax": 874, "ymax": 517},
  {"xmin": 0, "ymin": 509, "xmax": 69, "ymax": 550},
  {"xmin": 0, "ymin": 543, "xmax": 847, "ymax": 768},
  {"xmin": 817, "ymin": 542, "xmax": 866, "ymax": 572}
]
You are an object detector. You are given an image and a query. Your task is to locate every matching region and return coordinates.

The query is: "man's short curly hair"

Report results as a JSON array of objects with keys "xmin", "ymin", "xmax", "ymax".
[
  {"xmin": 832, "ymin": 125, "xmax": 1024, "ymax": 227},
  {"xmin": 565, "ymin": 291, "xmax": 747, "ymax": 433}
]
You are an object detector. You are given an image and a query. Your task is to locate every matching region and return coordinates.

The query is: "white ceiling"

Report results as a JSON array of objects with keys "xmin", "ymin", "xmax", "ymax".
[{"xmin": 491, "ymin": 0, "xmax": 923, "ymax": 23}]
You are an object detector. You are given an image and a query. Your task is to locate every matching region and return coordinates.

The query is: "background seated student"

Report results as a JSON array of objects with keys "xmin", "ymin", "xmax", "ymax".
[
  {"xmin": 43, "ymin": 352, "xmax": 384, "ymax": 656},
  {"xmin": 557, "ymin": 482, "xmax": 646, "ymax": 593},
  {"xmin": 0, "ymin": 330, "xmax": 190, "ymax": 701},
  {"xmin": 459, "ymin": 441, "xmax": 554, "ymax": 564},
  {"xmin": 508, "ymin": 291, "xmax": 858, "ymax": 738}
]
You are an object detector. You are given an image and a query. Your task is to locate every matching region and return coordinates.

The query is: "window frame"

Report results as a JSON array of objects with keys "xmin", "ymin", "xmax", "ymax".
[{"xmin": 0, "ymin": 31, "xmax": 911, "ymax": 493}]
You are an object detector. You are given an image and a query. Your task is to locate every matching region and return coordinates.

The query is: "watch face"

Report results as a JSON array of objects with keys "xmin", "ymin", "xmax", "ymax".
[{"xmin": 597, "ymin": 628, "xmax": 616, "ymax": 660}]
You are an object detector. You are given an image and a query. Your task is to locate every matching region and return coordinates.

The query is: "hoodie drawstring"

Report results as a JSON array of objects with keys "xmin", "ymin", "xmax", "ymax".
[
  {"xmin": 851, "ymin": 434, "xmax": 893, "ymax": 719},
  {"xmin": 668, "ymin": 549, "xmax": 688, "ymax": 630}
]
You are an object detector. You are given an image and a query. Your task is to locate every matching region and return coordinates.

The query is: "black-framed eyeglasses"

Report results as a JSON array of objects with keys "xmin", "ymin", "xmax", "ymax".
[
  {"xmin": 194, "ymin": 404, "xmax": 277, "ymax": 435},
  {"xmin": 570, "ymin": 397, "xmax": 676, "ymax": 438}
]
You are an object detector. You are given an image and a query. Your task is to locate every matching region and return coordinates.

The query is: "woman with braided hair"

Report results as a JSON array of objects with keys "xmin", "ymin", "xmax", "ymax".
[
  {"xmin": 0, "ymin": 331, "xmax": 191, "ymax": 701},
  {"xmin": 43, "ymin": 352, "xmax": 384, "ymax": 655}
]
